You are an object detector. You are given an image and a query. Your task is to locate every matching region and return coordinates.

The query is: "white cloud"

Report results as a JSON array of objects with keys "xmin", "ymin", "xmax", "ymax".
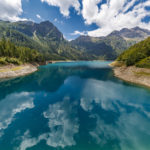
[
  {"xmin": 79, "ymin": 75, "xmax": 150, "ymax": 114},
  {"xmin": 41, "ymin": 0, "xmax": 80, "ymax": 17},
  {"xmin": 68, "ymin": 38, "xmax": 73, "ymax": 41},
  {"xmin": 80, "ymin": 79, "xmax": 122, "ymax": 112},
  {"xmin": 0, "ymin": 92, "xmax": 34, "ymax": 137},
  {"xmin": 81, "ymin": 0, "xmax": 150, "ymax": 37},
  {"xmin": 90, "ymin": 112, "xmax": 150, "ymax": 150},
  {"xmin": 43, "ymin": 98, "xmax": 79, "ymax": 148},
  {"xmin": 17, "ymin": 97, "xmax": 79, "ymax": 150},
  {"xmin": 54, "ymin": 18, "xmax": 63, "ymax": 24},
  {"xmin": 18, "ymin": 130, "xmax": 47, "ymax": 150},
  {"xmin": 0, "ymin": 0, "xmax": 26, "ymax": 21},
  {"xmin": 36, "ymin": 14, "xmax": 42, "ymax": 19},
  {"xmin": 71, "ymin": 30, "xmax": 88, "ymax": 36},
  {"xmin": 78, "ymin": 75, "xmax": 150, "ymax": 149},
  {"xmin": 54, "ymin": 18, "xmax": 58, "ymax": 22}
]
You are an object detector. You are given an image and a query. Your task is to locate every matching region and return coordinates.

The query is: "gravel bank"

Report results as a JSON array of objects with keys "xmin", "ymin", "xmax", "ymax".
[
  {"xmin": 0, "ymin": 64, "xmax": 38, "ymax": 79},
  {"xmin": 113, "ymin": 66, "xmax": 150, "ymax": 88}
]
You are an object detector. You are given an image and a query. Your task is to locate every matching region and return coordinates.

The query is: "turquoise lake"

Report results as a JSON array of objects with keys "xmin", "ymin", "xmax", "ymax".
[{"xmin": 0, "ymin": 61, "xmax": 150, "ymax": 150}]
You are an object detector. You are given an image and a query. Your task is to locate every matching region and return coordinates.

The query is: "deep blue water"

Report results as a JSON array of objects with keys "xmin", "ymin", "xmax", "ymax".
[{"xmin": 0, "ymin": 61, "xmax": 150, "ymax": 150}]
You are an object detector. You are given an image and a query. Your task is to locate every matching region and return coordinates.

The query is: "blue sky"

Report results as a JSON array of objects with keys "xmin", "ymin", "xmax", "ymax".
[
  {"xmin": 21, "ymin": 0, "xmax": 98, "ymax": 40},
  {"xmin": 0, "ymin": 0, "xmax": 150, "ymax": 40}
]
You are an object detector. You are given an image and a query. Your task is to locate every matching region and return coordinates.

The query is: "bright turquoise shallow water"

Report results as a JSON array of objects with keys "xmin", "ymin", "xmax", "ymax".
[{"xmin": 0, "ymin": 61, "xmax": 150, "ymax": 150}]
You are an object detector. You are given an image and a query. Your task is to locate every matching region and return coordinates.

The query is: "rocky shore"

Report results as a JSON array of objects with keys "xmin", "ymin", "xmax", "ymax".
[
  {"xmin": 0, "ymin": 60, "xmax": 74, "ymax": 79},
  {"xmin": 0, "ymin": 64, "xmax": 38, "ymax": 79},
  {"xmin": 112, "ymin": 65, "xmax": 150, "ymax": 88}
]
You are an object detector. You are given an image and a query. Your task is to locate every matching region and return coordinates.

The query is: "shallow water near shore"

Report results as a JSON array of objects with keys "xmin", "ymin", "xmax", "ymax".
[{"xmin": 0, "ymin": 61, "xmax": 150, "ymax": 150}]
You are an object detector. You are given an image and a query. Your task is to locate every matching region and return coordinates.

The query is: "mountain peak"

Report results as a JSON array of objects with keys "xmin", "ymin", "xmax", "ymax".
[
  {"xmin": 36, "ymin": 21, "xmax": 63, "ymax": 40},
  {"xmin": 39, "ymin": 20, "xmax": 53, "ymax": 26},
  {"xmin": 132, "ymin": 26, "xmax": 141, "ymax": 30},
  {"xmin": 108, "ymin": 26, "xmax": 150, "ymax": 41},
  {"xmin": 120, "ymin": 28, "xmax": 130, "ymax": 32}
]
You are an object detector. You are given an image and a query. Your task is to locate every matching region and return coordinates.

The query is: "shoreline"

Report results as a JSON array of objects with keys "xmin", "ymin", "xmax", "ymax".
[
  {"xmin": 46, "ymin": 60, "xmax": 111, "ymax": 64},
  {"xmin": 47, "ymin": 60, "xmax": 75, "ymax": 64},
  {"xmin": 112, "ymin": 65, "xmax": 150, "ymax": 88},
  {"xmin": 0, "ymin": 64, "xmax": 38, "ymax": 79},
  {"xmin": 0, "ymin": 60, "xmax": 109, "ymax": 80}
]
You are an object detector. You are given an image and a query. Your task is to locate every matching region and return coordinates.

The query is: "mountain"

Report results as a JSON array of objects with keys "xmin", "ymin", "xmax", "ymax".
[
  {"xmin": 117, "ymin": 37, "xmax": 150, "ymax": 68},
  {"xmin": 0, "ymin": 20, "xmax": 85, "ymax": 60},
  {"xmin": 0, "ymin": 37, "xmax": 44, "ymax": 65},
  {"xmin": 0, "ymin": 20, "xmax": 150, "ymax": 61},
  {"xmin": 109, "ymin": 27, "xmax": 150, "ymax": 42},
  {"xmin": 71, "ymin": 36, "xmax": 117, "ymax": 60},
  {"xmin": 71, "ymin": 27, "xmax": 150, "ymax": 60}
]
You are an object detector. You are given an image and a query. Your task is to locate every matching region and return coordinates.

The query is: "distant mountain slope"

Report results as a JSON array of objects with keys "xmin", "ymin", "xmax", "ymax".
[
  {"xmin": 109, "ymin": 27, "xmax": 150, "ymax": 42},
  {"xmin": 1, "ymin": 20, "xmax": 149, "ymax": 61},
  {"xmin": 71, "ymin": 27, "xmax": 150, "ymax": 59},
  {"xmin": 10, "ymin": 21, "xmax": 64, "ymax": 42},
  {"xmin": 71, "ymin": 36, "xmax": 117, "ymax": 60},
  {"xmin": 0, "ymin": 20, "xmax": 86, "ymax": 60}
]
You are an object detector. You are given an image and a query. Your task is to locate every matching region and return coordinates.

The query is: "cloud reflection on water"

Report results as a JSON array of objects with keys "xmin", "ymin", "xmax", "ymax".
[
  {"xmin": 1, "ymin": 62, "xmax": 150, "ymax": 150},
  {"xmin": 0, "ymin": 92, "xmax": 34, "ymax": 137},
  {"xmin": 18, "ymin": 97, "xmax": 79, "ymax": 150},
  {"xmin": 43, "ymin": 97, "xmax": 79, "ymax": 148},
  {"xmin": 79, "ymin": 78, "xmax": 150, "ymax": 150}
]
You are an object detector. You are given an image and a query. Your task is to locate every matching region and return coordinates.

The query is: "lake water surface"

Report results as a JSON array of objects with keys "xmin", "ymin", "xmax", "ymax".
[{"xmin": 0, "ymin": 61, "xmax": 150, "ymax": 150}]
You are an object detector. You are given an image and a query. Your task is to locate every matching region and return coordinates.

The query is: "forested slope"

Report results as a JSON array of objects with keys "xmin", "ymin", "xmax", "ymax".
[
  {"xmin": 0, "ymin": 38, "xmax": 44, "ymax": 65},
  {"xmin": 117, "ymin": 37, "xmax": 150, "ymax": 68}
]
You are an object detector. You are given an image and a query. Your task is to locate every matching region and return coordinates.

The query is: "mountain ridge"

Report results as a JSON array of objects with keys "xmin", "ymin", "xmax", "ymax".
[
  {"xmin": 0, "ymin": 20, "xmax": 87, "ymax": 60},
  {"xmin": 71, "ymin": 26, "xmax": 150, "ymax": 59},
  {"xmin": 0, "ymin": 20, "xmax": 150, "ymax": 60},
  {"xmin": 109, "ymin": 26, "xmax": 150, "ymax": 41}
]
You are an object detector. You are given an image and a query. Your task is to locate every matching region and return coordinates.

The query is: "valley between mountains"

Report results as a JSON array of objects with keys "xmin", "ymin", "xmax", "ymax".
[{"xmin": 1, "ymin": 20, "xmax": 150, "ymax": 85}]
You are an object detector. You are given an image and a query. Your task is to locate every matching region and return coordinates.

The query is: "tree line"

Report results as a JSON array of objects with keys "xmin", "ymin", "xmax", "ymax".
[
  {"xmin": 117, "ymin": 37, "xmax": 150, "ymax": 68},
  {"xmin": 0, "ymin": 37, "xmax": 44, "ymax": 65}
]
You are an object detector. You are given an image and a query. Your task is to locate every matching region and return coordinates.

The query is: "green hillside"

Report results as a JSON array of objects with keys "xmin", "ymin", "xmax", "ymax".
[
  {"xmin": 71, "ymin": 35, "xmax": 138, "ymax": 60},
  {"xmin": 1, "ymin": 20, "xmax": 150, "ymax": 61},
  {"xmin": 0, "ymin": 21, "xmax": 86, "ymax": 60},
  {"xmin": 117, "ymin": 37, "xmax": 150, "ymax": 68},
  {"xmin": 71, "ymin": 27, "xmax": 150, "ymax": 60},
  {"xmin": 71, "ymin": 36, "xmax": 117, "ymax": 60},
  {"xmin": 0, "ymin": 37, "xmax": 44, "ymax": 65}
]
